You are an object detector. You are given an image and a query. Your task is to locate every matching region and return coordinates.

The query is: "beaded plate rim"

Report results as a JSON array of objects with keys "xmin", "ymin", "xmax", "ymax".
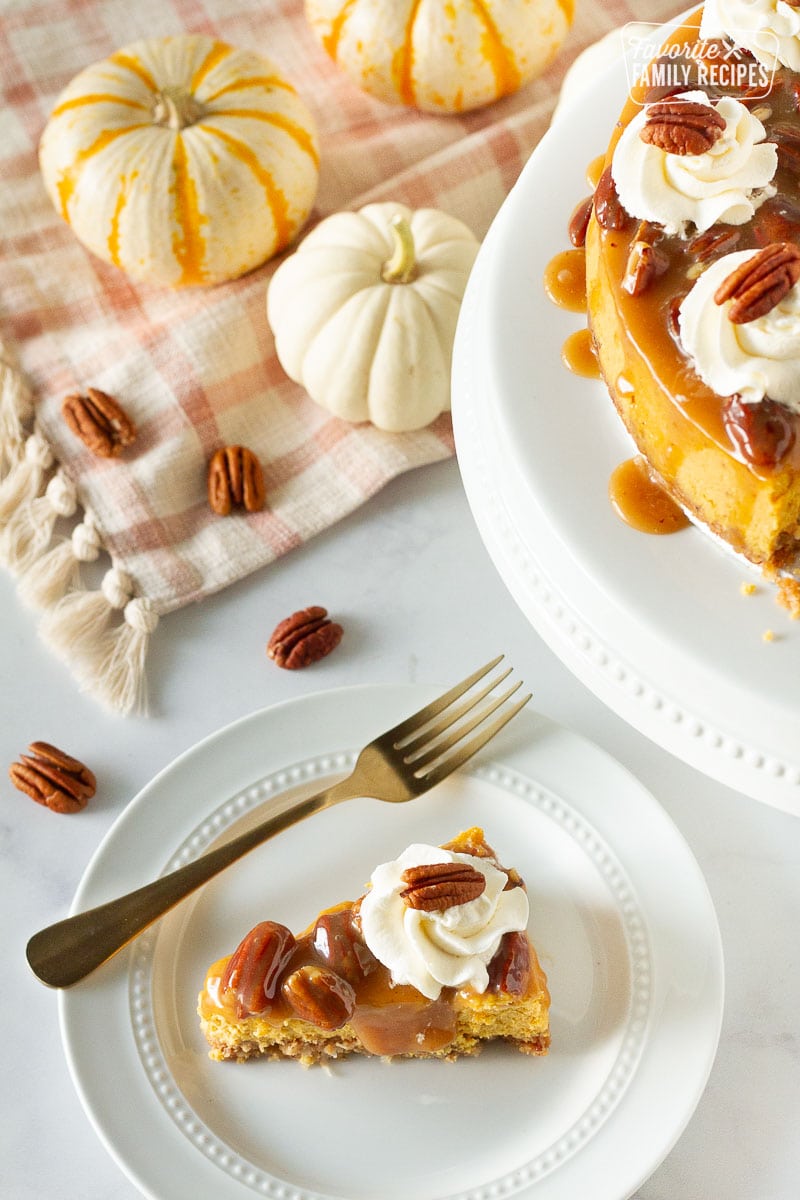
[{"xmin": 128, "ymin": 754, "xmax": 653, "ymax": 1200}]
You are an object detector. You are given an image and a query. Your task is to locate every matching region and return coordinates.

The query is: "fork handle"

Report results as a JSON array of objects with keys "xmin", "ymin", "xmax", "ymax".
[{"xmin": 26, "ymin": 779, "xmax": 351, "ymax": 989}]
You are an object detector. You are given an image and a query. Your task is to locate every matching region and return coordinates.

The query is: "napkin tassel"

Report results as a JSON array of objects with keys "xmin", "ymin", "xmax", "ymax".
[
  {"xmin": 0, "ymin": 469, "xmax": 78, "ymax": 575},
  {"xmin": 0, "ymin": 343, "xmax": 159, "ymax": 716},
  {"xmin": 39, "ymin": 565, "xmax": 159, "ymax": 715},
  {"xmin": 0, "ymin": 343, "xmax": 34, "ymax": 477},
  {"xmin": 16, "ymin": 513, "xmax": 101, "ymax": 610},
  {"xmin": 0, "ymin": 426, "xmax": 53, "ymax": 528}
]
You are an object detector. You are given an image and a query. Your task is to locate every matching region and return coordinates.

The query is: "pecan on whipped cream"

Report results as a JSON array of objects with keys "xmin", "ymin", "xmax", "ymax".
[
  {"xmin": 679, "ymin": 246, "xmax": 800, "ymax": 411},
  {"xmin": 359, "ymin": 843, "xmax": 529, "ymax": 1000},
  {"xmin": 611, "ymin": 90, "xmax": 777, "ymax": 236}
]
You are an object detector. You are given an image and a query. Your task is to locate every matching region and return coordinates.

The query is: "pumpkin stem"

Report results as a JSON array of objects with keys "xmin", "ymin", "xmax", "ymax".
[
  {"xmin": 152, "ymin": 87, "xmax": 205, "ymax": 131},
  {"xmin": 381, "ymin": 215, "xmax": 418, "ymax": 284}
]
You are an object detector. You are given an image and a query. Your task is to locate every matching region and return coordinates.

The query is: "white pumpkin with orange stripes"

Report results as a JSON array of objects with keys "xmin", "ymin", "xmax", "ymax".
[
  {"xmin": 39, "ymin": 35, "xmax": 320, "ymax": 287},
  {"xmin": 305, "ymin": 0, "xmax": 574, "ymax": 114}
]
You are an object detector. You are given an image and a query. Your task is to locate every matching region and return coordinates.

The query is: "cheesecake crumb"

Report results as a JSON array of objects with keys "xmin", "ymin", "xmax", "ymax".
[
  {"xmin": 763, "ymin": 629, "xmax": 775, "ymax": 643},
  {"xmin": 740, "ymin": 581, "xmax": 757, "ymax": 597}
]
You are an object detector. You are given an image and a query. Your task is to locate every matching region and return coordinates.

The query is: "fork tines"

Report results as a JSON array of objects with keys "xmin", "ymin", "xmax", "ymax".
[{"xmin": 392, "ymin": 656, "xmax": 531, "ymax": 784}]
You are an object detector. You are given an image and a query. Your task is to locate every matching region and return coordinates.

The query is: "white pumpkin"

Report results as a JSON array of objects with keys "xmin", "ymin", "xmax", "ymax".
[
  {"xmin": 305, "ymin": 0, "xmax": 574, "ymax": 114},
  {"xmin": 267, "ymin": 203, "xmax": 479, "ymax": 432},
  {"xmin": 39, "ymin": 35, "xmax": 320, "ymax": 287}
]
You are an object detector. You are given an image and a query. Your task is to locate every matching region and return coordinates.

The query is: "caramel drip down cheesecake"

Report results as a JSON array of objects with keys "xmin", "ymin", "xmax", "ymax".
[
  {"xmin": 584, "ymin": 4, "xmax": 800, "ymax": 572},
  {"xmin": 198, "ymin": 827, "xmax": 550, "ymax": 1064}
]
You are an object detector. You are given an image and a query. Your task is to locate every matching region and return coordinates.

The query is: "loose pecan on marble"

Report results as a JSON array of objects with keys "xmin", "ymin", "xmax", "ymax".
[
  {"xmin": 714, "ymin": 242, "xmax": 800, "ymax": 324},
  {"xmin": 639, "ymin": 99, "xmax": 726, "ymax": 155},
  {"xmin": 9, "ymin": 741, "xmax": 96, "ymax": 814},
  {"xmin": 61, "ymin": 388, "xmax": 136, "ymax": 458},
  {"xmin": 266, "ymin": 605, "xmax": 343, "ymax": 669},
  {"xmin": 400, "ymin": 861, "xmax": 486, "ymax": 912},
  {"xmin": 207, "ymin": 445, "xmax": 265, "ymax": 515}
]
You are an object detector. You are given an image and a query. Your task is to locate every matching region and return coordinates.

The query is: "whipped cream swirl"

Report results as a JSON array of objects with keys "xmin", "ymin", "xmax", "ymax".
[
  {"xmin": 359, "ymin": 843, "xmax": 529, "ymax": 1000},
  {"xmin": 611, "ymin": 90, "xmax": 777, "ymax": 235},
  {"xmin": 679, "ymin": 248, "xmax": 800, "ymax": 410},
  {"xmin": 701, "ymin": 0, "xmax": 800, "ymax": 72}
]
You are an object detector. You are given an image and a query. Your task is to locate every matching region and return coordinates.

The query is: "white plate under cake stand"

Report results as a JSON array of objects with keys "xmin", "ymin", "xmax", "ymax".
[{"xmin": 59, "ymin": 687, "xmax": 723, "ymax": 1200}]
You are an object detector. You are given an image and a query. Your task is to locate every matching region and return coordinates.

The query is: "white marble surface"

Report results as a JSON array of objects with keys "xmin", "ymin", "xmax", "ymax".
[{"xmin": 3, "ymin": 456, "xmax": 800, "ymax": 1199}]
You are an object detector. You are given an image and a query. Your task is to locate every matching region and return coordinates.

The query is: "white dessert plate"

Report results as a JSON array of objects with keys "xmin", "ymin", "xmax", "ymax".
[
  {"xmin": 59, "ymin": 685, "xmax": 723, "ymax": 1200},
  {"xmin": 451, "ymin": 52, "xmax": 800, "ymax": 814}
]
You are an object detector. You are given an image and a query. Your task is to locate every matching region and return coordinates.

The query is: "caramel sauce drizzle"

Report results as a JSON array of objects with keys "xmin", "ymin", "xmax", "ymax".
[
  {"xmin": 561, "ymin": 328, "xmax": 600, "ymax": 379},
  {"xmin": 585, "ymin": 152, "xmax": 606, "ymax": 190},
  {"xmin": 543, "ymin": 247, "xmax": 587, "ymax": 312},
  {"xmin": 609, "ymin": 456, "xmax": 690, "ymax": 535}
]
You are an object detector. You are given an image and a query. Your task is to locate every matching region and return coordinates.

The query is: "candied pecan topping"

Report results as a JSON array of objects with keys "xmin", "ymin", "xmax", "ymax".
[
  {"xmin": 568, "ymin": 196, "xmax": 594, "ymax": 247},
  {"xmin": 640, "ymin": 99, "xmax": 726, "ymax": 155},
  {"xmin": 714, "ymin": 242, "xmax": 800, "ymax": 324},
  {"xmin": 593, "ymin": 166, "xmax": 631, "ymax": 231},
  {"xmin": 400, "ymin": 861, "xmax": 486, "ymax": 911},
  {"xmin": 722, "ymin": 394, "xmax": 797, "ymax": 469}
]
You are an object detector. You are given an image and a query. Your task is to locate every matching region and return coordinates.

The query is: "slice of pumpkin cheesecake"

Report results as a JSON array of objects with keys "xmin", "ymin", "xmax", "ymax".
[{"xmin": 198, "ymin": 826, "xmax": 550, "ymax": 1065}]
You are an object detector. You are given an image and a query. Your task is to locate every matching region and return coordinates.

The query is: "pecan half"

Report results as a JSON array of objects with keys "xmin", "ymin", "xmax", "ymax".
[
  {"xmin": 752, "ymin": 198, "xmax": 800, "ymax": 248},
  {"xmin": 61, "ymin": 388, "xmax": 136, "ymax": 458},
  {"xmin": 623, "ymin": 238, "xmax": 669, "ymax": 297},
  {"xmin": 568, "ymin": 195, "xmax": 594, "ymax": 247},
  {"xmin": 714, "ymin": 242, "xmax": 800, "ymax": 324},
  {"xmin": 312, "ymin": 908, "xmax": 377, "ymax": 983},
  {"xmin": 221, "ymin": 921, "xmax": 296, "ymax": 1017},
  {"xmin": 722, "ymin": 393, "xmax": 797, "ymax": 469},
  {"xmin": 266, "ymin": 605, "xmax": 343, "ymax": 669},
  {"xmin": 9, "ymin": 741, "xmax": 96, "ymax": 814},
  {"xmin": 487, "ymin": 931, "xmax": 532, "ymax": 995},
  {"xmin": 687, "ymin": 227, "xmax": 742, "ymax": 264},
  {"xmin": 400, "ymin": 861, "xmax": 486, "ymax": 911},
  {"xmin": 282, "ymin": 965, "xmax": 356, "ymax": 1030},
  {"xmin": 207, "ymin": 445, "xmax": 265, "ymax": 515},
  {"xmin": 640, "ymin": 99, "xmax": 726, "ymax": 155},
  {"xmin": 593, "ymin": 166, "xmax": 631, "ymax": 231}
]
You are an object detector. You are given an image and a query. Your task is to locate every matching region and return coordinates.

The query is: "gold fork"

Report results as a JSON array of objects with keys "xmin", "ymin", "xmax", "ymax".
[{"xmin": 27, "ymin": 656, "xmax": 530, "ymax": 989}]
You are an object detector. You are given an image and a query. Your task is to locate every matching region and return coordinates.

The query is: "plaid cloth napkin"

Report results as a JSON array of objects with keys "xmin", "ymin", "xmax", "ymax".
[{"xmin": 0, "ymin": 0, "xmax": 684, "ymax": 713}]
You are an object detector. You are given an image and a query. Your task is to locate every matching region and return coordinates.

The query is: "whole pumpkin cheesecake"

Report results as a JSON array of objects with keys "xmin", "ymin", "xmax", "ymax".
[
  {"xmin": 198, "ymin": 827, "xmax": 550, "ymax": 1064},
  {"xmin": 584, "ymin": 4, "xmax": 800, "ymax": 572}
]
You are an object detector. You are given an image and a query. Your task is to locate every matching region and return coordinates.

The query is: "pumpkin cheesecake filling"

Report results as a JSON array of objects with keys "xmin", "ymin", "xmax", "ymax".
[
  {"xmin": 198, "ymin": 827, "xmax": 550, "ymax": 1064},
  {"xmin": 584, "ymin": 8, "xmax": 800, "ymax": 572}
]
